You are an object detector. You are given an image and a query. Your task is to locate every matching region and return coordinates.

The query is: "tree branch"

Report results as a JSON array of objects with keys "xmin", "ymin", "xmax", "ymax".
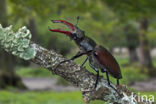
[{"xmin": 0, "ymin": 25, "xmax": 153, "ymax": 104}]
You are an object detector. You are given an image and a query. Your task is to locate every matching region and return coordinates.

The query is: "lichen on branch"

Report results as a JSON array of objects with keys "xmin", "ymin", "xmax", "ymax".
[{"xmin": 0, "ymin": 25, "xmax": 36, "ymax": 60}]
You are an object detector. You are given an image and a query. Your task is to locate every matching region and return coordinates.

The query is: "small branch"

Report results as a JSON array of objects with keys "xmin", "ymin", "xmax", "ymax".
[{"xmin": 0, "ymin": 25, "xmax": 153, "ymax": 104}]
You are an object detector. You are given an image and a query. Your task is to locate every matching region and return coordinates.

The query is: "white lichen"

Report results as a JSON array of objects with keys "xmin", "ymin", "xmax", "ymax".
[{"xmin": 0, "ymin": 24, "xmax": 36, "ymax": 60}]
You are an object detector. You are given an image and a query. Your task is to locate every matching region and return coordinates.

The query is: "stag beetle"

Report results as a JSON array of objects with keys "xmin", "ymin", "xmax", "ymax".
[{"xmin": 49, "ymin": 19, "xmax": 122, "ymax": 90}]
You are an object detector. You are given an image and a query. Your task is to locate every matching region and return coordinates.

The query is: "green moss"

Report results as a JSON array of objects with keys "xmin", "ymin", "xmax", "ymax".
[
  {"xmin": 0, "ymin": 90, "xmax": 107, "ymax": 104},
  {"xmin": 0, "ymin": 90, "xmax": 155, "ymax": 104},
  {"xmin": 0, "ymin": 91, "xmax": 83, "ymax": 104},
  {"xmin": 0, "ymin": 24, "xmax": 36, "ymax": 60}
]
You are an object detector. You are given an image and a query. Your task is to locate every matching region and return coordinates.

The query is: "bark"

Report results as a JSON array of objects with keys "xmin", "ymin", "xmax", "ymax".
[
  {"xmin": 0, "ymin": 0, "xmax": 8, "ymax": 27},
  {"xmin": 0, "ymin": 0, "xmax": 25, "ymax": 89},
  {"xmin": 0, "ymin": 25, "xmax": 153, "ymax": 104},
  {"xmin": 138, "ymin": 17, "xmax": 154, "ymax": 73},
  {"xmin": 28, "ymin": 18, "xmax": 39, "ymax": 43},
  {"xmin": 129, "ymin": 47, "xmax": 138, "ymax": 63},
  {"xmin": 124, "ymin": 24, "xmax": 138, "ymax": 63}
]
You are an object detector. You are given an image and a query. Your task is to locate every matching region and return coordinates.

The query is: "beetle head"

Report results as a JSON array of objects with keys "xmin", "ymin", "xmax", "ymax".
[{"xmin": 49, "ymin": 20, "xmax": 85, "ymax": 42}]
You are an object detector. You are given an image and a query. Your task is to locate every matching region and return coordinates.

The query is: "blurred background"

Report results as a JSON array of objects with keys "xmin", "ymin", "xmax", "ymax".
[{"xmin": 0, "ymin": 0, "xmax": 156, "ymax": 104}]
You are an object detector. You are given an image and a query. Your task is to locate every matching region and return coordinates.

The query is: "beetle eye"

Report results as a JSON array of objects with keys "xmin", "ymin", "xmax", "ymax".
[
  {"xmin": 93, "ymin": 51, "xmax": 98, "ymax": 57},
  {"xmin": 74, "ymin": 36, "xmax": 77, "ymax": 40},
  {"xmin": 72, "ymin": 33, "xmax": 77, "ymax": 40}
]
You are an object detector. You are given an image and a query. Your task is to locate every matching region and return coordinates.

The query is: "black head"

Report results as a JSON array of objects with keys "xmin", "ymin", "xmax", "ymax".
[
  {"xmin": 49, "ymin": 20, "xmax": 96, "ymax": 52},
  {"xmin": 49, "ymin": 20, "xmax": 85, "ymax": 43}
]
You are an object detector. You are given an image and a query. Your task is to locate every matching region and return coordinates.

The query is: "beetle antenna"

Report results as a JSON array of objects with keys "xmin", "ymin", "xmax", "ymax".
[{"xmin": 76, "ymin": 16, "xmax": 80, "ymax": 26}]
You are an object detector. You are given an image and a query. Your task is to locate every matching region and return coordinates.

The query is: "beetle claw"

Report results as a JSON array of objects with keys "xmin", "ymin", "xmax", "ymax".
[{"xmin": 49, "ymin": 20, "xmax": 76, "ymax": 37}]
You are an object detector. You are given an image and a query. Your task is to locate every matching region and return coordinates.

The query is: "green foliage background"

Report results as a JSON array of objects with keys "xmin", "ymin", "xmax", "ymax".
[
  {"xmin": 6, "ymin": 0, "xmax": 156, "ymax": 55},
  {"xmin": 0, "ymin": 0, "xmax": 156, "ymax": 104}
]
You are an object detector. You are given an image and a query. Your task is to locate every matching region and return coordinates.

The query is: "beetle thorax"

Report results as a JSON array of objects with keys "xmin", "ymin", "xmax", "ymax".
[{"xmin": 78, "ymin": 37, "xmax": 96, "ymax": 52}]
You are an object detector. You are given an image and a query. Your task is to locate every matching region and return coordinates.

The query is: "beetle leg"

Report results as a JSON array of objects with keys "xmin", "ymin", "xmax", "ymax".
[
  {"xmin": 106, "ymin": 71, "xmax": 110, "ymax": 85},
  {"xmin": 81, "ymin": 57, "xmax": 88, "ymax": 67},
  {"xmin": 105, "ymin": 71, "xmax": 121, "ymax": 96},
  {"xmin": 89, "ymin": 63, "xmax": 100, "ymax": 88},
  {"xmin": 117, "ymin": 79, "xmax": 119, "ymax": 86},
  {"xmin": 70, "ymin": 51, "xmax": 87, "ymax": 60},
  {"xmin": 54, "ymin": 51, "xmax": 87, "ymax": 69},
  {"xmin": 95, "ymin": 70, "xmax": 99, "ymax": 88}
]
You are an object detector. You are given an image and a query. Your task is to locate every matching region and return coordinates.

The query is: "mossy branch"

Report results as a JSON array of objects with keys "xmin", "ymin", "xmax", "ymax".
[{"xmin": 0, "ymin": 25, "xmax": 153, "ymax": 104}]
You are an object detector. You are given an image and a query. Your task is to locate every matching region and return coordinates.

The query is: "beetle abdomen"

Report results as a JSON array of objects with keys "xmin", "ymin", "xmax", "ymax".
[{"xmin": 94, "ymin": 45, "xmax": 122, "ymax": 79}]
